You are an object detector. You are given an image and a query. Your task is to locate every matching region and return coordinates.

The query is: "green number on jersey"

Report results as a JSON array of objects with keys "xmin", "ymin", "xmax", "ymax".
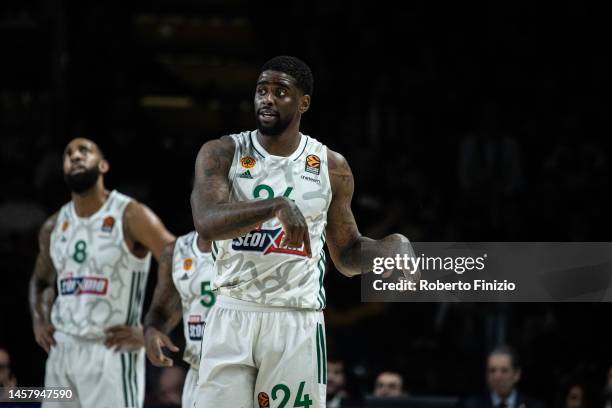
[
  {"xmin": 253, "ymin": 184, "xmax": 294, "ymax": 199},
  {"xmin": 73, "ymin": 240, "xmax": 87, "ymax": 263},
  {"xmin": 200, "ymin": 281, "xmax": 216, "ymax": 307}
]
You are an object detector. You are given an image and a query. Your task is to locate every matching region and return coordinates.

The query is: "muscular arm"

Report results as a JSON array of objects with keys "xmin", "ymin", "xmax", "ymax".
[
  {"xmin": 142, "ymin": 241, "xmax": 181, "ymax": 366},
  {"xmin": 29, "ymin": 214, "xmax": 58, "ymax": 352},
  {"xmin": 191, "ymin": 137, "xmax": 309, "ymax": 251},
  {"xmin": 143, "ymin": 241, "xmax": 181, "ymax": 333},
  {"xmin": 326, "ymin": 149, "xmax": 408, "ymax": 277},
  {"xmin": 123, "ymin": 201, "xmax": 175, "ymax": 262}
]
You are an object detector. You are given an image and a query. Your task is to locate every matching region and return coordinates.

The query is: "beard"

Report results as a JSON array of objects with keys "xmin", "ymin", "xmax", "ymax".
[
  {"xmin": 64, "ymin": 166, "xmax": 100, "ymax": 194},
  {"xmin": 255, "ymin": 113, "xmax": 292, "ymax": 136}
]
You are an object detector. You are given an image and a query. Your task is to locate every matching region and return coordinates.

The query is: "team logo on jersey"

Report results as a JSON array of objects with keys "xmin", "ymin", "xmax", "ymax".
[
  {"xmin": 59, "ymin": 276, "xmax": 108, "ymax": 296},
  {"xmin": 238, "ymin": 170, "xmax": 253, "ymax": 179},
  {"xmin": 183, "ymin": 258, "xmax": 193, "ymax": 270},
  {"xmin": 187, "ymin": 315, "xmax": 204, "ymax": 340},
  {"xmin": 101, "ymin": 216, "xmax": 115, "ymax": 233},
  {"xmin": 305, "ymin": 154, "xmax": 321, "ymax": 175},
  {"xmin": 61, "ymin": 219, "xmax": 70, "ymax": 232},
  {"xmin": 232, "ymin": 227, "xmax": 308, "ymax": 257},
  {"xmin": 240, "ymin": 155, "xmax": 256, "ymax": 169},
  {"xmin": 257, "ymin": 392, "xmax": 270, "ymax": 408}
]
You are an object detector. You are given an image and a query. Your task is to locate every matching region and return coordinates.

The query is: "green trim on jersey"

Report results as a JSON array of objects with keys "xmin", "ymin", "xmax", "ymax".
[
  {"xmin": 317, "ymin": 232, "xmax": 327, "ymax": 309},
  {"xmin": 211, "ymin": 240, "xmax": 218, "ymax": 262},
  {"xmin": 292, "ymin": 139, "xmax": 309, "ymax": 161},
  {"xmin": 125, "ymin": 273, "xmax": 136, "ymax": 325}
]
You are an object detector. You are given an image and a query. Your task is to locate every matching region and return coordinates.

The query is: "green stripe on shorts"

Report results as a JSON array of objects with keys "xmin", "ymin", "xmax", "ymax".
[{"xmin": 316, "ymin": 324, "xmax": 322, "ymax": 384}]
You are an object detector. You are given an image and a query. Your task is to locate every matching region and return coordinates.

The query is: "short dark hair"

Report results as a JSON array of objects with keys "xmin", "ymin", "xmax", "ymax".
[
  {"xmin": 260, "ymin": 56, "xmax": 314, "ymax": 96},
  {"xmin": 488, "ymin": 345, "xmax": 520, "ymax": 370}
]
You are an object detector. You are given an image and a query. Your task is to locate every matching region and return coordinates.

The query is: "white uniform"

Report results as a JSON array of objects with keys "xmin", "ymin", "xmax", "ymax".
[
  {"xmin": 43, "ymin": 190, "xmax": 150, "ymax": 408},
  {"xmin": 171, "ymin": 231, "xmax": 215, "ymax": 408},
  {"xmin": 197, "ymin": 131, "xmax": 331, "ymax": 408}
]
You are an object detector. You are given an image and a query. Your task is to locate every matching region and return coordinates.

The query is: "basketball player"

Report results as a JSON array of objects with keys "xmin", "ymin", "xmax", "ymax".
[
  {"xmin": 143, "ymin": 231, "xmax": 215, "ymax": 408},
  {"xmin": 190, "ymin": 56, "xmax": 414, "ymax": 407},
  {"xmin": 29, "ymin": 138, "xmax": 175, "ymax": 408}
]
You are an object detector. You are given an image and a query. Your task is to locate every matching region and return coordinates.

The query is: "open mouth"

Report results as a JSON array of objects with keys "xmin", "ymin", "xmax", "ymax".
[
  {"xmin": 70, "ymin": 165, "xmax": 87, "ymax": 174},
  {"xmin": 259, "ymin": 110, "xmax": 278, "ymax": 119}
]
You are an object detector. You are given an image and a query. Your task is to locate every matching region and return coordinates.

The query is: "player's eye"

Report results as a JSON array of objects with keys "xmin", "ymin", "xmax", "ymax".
[
  {"xmin": 276, "ymin": 88, "xmax": 287, "ymax": 97},
  {"xmin": 257, "ymin": 87, "xmax": 266, "ymax": 95}
]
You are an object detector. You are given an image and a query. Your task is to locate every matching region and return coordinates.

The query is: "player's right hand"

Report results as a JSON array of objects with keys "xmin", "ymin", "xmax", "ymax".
[
  {"xmin": 144, "ymin": 326, "xmax": 179, "ymax": 367},
  {"xmin": 275, "ymin": 197, "xmax": 312, "ymax": 257},
  {"xmin": 32, "ymin": 319, "xmax": 56, "ymax": 353}
]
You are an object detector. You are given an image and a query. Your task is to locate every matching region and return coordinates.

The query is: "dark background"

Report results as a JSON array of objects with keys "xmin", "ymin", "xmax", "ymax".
[{"xmin": 1, "ymin": 0, "xmax": 611, "ymax": 405}]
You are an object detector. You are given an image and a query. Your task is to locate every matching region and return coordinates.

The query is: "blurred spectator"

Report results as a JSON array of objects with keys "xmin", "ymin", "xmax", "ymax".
[
  {"xmin": 373, "ymin": 371, "xmax": 405, "ymax": 397},
  {"xmin": 464, "ymin": 346, "xmax": 545, "ymax": 408},
  {"xmin": 0, "ymin": 347, "xmax": 17, "ymax": 388},
  {"xmin": 328, "ymin": 358, "xmax": 350, "ymax": 408},
  {"xmin": 558, "ymin": 383, "xmax": 586, "ymax": 408},
  {"xmin": 604, "ymin": 366, "xmax": 612, "ymax": 408}
]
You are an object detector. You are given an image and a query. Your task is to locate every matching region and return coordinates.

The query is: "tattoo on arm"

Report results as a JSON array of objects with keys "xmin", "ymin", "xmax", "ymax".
[
  {"xmin": 29, "ymin": 214, "xmax": 58, "ymax": 323},
  {"xmin": 326, "ymin": 149, "xmax": 410, "ymax": 276},
  {"xmin": 325, "ymin": 150, "xmax": 370, "ymax": 276},
  {"xmin": 191, "ymin": 137, "xmax": 285, "ymax": 240},
  {"xmin": 143, "ymin": 242, "xmax": 182, "ymax": 333}
]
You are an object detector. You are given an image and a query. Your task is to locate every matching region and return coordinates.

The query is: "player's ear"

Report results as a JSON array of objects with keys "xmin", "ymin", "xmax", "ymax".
[
  {"xmin": 298, "ymin": 94, "xmax": 310, "ymax": 114},
  {"xmin": 99, "ymin": 159, "xmax": 110, "ymax": 175}
]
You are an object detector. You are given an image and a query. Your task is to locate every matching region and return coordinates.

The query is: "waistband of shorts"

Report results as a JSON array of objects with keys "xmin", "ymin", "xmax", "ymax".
[
  {"xmin": 216, "ymin": 295, "xmax": 311, "ymax": 312},
  {"xmin": 54, "ymin": 330, "xmax": 105, "ymax": 344}
]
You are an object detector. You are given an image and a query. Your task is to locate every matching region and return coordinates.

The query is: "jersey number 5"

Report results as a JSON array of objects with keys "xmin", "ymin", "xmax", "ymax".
[{"xmin": 200, "ymin": 281, "xmax": 216, "ymax": 308}]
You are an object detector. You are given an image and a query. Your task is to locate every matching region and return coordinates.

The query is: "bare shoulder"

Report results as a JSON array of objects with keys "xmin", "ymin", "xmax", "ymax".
[
  {"xmin": 327, "ymin": 147, "xmax": 352, "ymax": 176},
  {"xmin": 195, "ymin": 135, "xmax": 237, "ymax": 178},
  {"xmin": 197, "ymin": 136, "xmax": 236, "ymax": 161},
  {"xmin": 327, "ymin": 147, "xmax": 353, "ymax": 195},
  {"xmin": 123, "ymin": 200, "xmax": 159, "ymax": 226},
  {"xmin": 39, "ymin": 212, "xmax": 59, "ymax": 242}
]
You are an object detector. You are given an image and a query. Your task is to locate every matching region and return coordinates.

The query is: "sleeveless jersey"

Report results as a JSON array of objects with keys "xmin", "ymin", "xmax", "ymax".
[
  {"xmin": 49, "ymin": 190, "xmax": 152, "ymax": 339},
  {"xmin": 171, "ymin": 231, "xmax": 215, "ymax": 368},
  {"xmin": 211, "ymin": 130, "xmax": 332, "ymax": 310}
]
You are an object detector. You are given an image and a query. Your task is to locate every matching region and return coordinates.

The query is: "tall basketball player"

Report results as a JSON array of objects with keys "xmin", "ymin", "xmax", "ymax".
[
  {"xmin": 143, "ymin": 231, "xmax": 215, "ymax": 408},
  {"xmin": 29, "ymin": 138, "xmax": 175, "ymax": 408},
  {"xmin": 191, "ymin": 56, "xmax": 413, "ymax": 408}
]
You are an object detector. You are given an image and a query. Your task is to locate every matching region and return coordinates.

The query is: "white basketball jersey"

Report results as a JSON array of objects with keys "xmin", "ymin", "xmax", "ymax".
[
  {"xmin": 211, "ymin": 130, "xmax": 332, "ymax": 310},
  {"xmin": 49, "ymin": 190, "xmax": 152, "ymax": 339},
  {"xmin": 171, "ymin": 231, "xmax": 215, "ymax": 368}
]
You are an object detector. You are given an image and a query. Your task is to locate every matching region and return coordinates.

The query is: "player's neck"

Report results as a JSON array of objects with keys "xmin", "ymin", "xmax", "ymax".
[
  {"xmin": 71, "ymin": 183, "xmax": 110, "ymax": 218},
  {"xmin": 197, "ymin": 236, "xmax": 212, "ymax": 253},
  {"xmin": 256, "ymin": 122, "xmax": 301, "ymax": 157}
]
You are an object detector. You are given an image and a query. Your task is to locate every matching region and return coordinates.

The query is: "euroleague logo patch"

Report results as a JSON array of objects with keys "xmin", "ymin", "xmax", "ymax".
[
  {"xmin": 305, "ymin": 154, "xmax": 321, "ymax": 175},
  {"xmin": 183, "ymin": 258, "xmax": 193, "ymax": 270},
  {"xmin": 61, "ymin": 219, "xmax": 70, "ymax": 232},
  {"xmin": 101, "ymin": 216, "xmax": 115, "ymax": 233},
  {"xmin": 257, "ymin": 392, "xmax": 270, "ymax": 408},
  {"xmin": 232, "ymin": 227, "xmax": 308, "ymax": 257},
  {"xmin": 240, "ymin": 155, "xmax": 257, "ymax": 169}
]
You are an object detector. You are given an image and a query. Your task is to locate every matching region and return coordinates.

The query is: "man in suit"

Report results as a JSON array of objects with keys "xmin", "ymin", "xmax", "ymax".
[{"xmin": 464, "ymin": 346, "xmax": 545, "ymax": 408}]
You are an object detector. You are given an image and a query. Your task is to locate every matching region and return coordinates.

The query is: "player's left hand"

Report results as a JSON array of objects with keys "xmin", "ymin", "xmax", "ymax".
[
  {"xmin": 380, "ymin": 233, "xmax": 421, "ymax": 284},
  {"xmin": 104, "ymin": 325, "xmax": 145, "ymax": 351}
]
